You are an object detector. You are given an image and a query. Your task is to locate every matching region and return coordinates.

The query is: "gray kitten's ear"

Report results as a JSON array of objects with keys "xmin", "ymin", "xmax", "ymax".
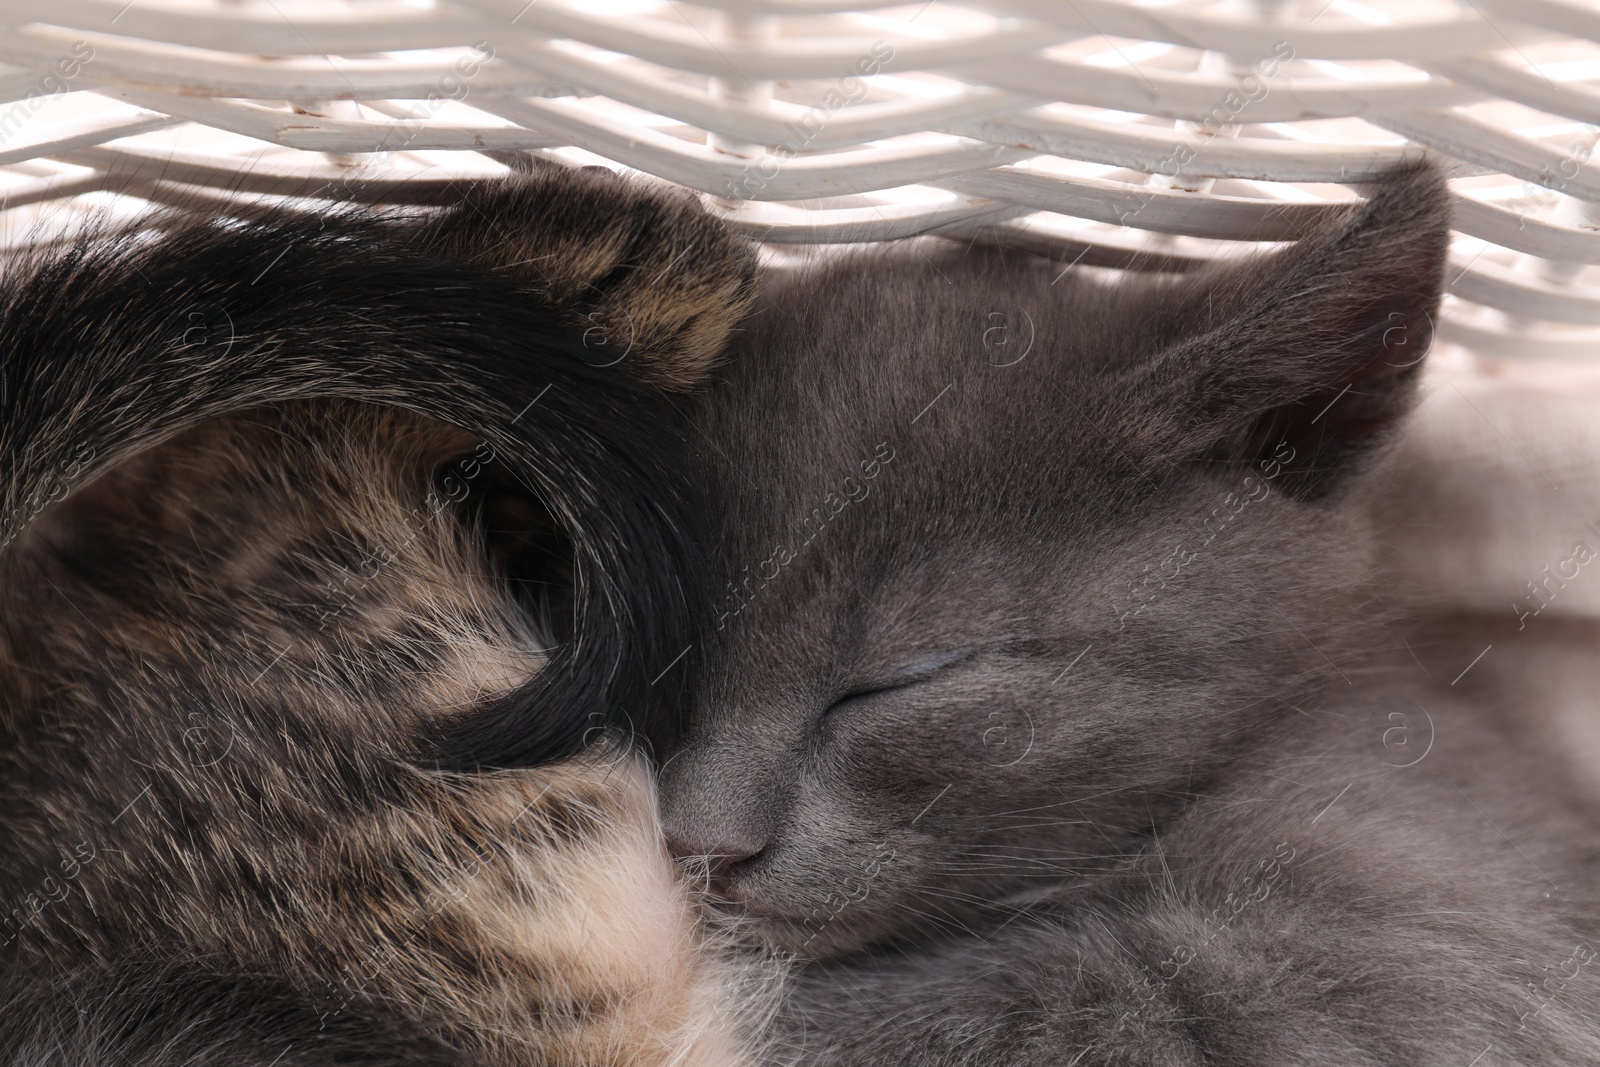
[
  {"xmin": 417, "ymin": 162, "xmax": 759, "ymax": 392},
  {"xmin": 1134, "ymin": 163, "xmax": 1450, "ymax": 500}
]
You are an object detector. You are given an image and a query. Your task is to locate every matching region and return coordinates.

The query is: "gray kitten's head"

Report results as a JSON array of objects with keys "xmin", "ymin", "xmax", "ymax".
[{"xmin": 660, "ymin": 166, "xmax": 1451, "ymax": 958}]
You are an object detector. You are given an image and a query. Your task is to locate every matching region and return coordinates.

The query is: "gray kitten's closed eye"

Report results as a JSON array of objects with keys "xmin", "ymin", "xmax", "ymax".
[{"xmin": 822, "ymin": 650, "xmax": 972, "ymax": 716}]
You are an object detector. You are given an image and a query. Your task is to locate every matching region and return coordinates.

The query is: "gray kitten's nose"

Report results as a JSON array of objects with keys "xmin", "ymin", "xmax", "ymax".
[{"xmin": 664, "ymin": 832, "xmax": 764, "ymax": 900}]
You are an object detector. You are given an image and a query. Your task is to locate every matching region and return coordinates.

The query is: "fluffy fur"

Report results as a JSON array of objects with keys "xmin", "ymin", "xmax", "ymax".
[
  {"xmin": 417, "ymin": 164, "xmax": 759, "ymax": 393},
  {"xmin": 663, "ymin": 165, "xmax": 1600, "ymax": 1063},
  {"xmin": 0, "ymin": 167, "xmax": 769, "ymax": 1064}
]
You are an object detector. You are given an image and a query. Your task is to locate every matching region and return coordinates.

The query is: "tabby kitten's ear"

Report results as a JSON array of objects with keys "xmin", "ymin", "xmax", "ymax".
[
  {"xmin": 1134, "ymin": 163, "xmax": 1451, "ymax": 499},
  {"xmin": 417, "ymin": 162, "xmax": 759, "ymax": 392}
]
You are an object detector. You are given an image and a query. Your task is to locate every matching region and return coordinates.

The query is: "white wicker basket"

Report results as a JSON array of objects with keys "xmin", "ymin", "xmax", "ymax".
[{"xmin": 3, "ymin": 0, "xmax": 1600, "ymax": 359}]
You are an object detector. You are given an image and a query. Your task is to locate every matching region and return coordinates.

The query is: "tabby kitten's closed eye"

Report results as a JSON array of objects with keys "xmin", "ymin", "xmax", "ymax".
[
  {"xmin": 664, "ymin": 164, "xmax": 1600, "ymax": 1064},
  {"xmin": 0, "ymin": 165, "xmax": 774, "ymax": 1065}
]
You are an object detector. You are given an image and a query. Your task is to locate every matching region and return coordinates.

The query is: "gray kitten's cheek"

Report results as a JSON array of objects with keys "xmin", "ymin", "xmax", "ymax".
[
  {"xmin": 1366, "ymin": 698, "xmax": 1435, "ymax": 769},
  {"xmin": 977, "ymin": 704, "xmax": 1039, "ymax": 767}
]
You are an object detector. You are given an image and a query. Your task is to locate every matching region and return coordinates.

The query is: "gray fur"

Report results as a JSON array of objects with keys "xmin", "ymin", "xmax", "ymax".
[{"xmin": 662, "ymin": 164, "xmax": 1600, "ymax": 1063}]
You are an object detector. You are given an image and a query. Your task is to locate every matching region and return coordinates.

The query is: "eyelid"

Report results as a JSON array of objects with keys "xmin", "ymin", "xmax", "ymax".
[
  {"xmin": 880, "ymin": 648, "xmax": 971, "ymax": 685},
  {"xmin": 827, "ymin": 649, "xmax": 971, "ymax": 712}
]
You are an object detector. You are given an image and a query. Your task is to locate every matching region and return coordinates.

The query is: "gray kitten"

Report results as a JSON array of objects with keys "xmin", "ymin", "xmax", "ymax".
[{"xmin": 661, "ymin": 164, "xmax": 1600, "ymax": 1064}]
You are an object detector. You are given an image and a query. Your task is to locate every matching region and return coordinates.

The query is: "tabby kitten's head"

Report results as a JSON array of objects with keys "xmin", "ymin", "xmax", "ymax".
[
  {"xmin": 1, "ymin": 402, "xmax": 767, "ymax": 1066},
  {"xmin": 661, "ymin": 165, "xmax": 1451, "ymax": 958},
  {"xmin": 0, "ymin": 164, "xmax": 770, "ymax": 1065}
]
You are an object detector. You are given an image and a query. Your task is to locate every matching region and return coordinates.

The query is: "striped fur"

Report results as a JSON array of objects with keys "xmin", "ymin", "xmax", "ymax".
[{"xmin": 0, "ymin": 166, "xmax": 770, "ymax": 1064}]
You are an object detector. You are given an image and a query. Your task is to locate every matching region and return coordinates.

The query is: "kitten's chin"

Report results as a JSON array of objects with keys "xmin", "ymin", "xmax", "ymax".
[{"xmin": 710, "ymin": 903, "xmax": 880, "ymax": 960}]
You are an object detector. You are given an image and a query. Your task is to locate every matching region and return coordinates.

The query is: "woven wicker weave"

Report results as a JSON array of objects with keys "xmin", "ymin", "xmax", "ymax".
[{"xmin": 2, "ymin": 0, "xmax": 1600, "ymax": 358}]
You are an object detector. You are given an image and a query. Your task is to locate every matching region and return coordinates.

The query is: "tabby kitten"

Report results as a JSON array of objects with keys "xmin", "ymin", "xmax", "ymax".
[
  {"xmin": 662, "ymin": 164, "xmax": 1600, "ymax": 1063},
  {"xmin": 0, "ymin": 165, "xmax": 770, "ymax": 1065}
]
